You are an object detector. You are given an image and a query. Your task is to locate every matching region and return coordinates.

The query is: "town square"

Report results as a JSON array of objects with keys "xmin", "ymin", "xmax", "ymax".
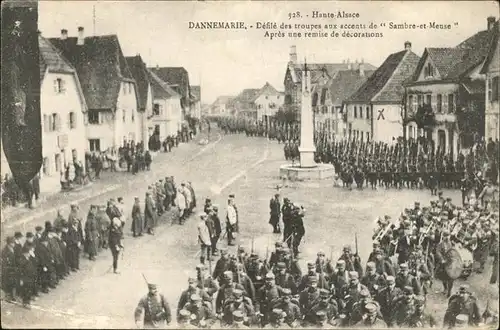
[{"xmin": 1, "ymin": 1, "xmax": 499, "ymax": 329}]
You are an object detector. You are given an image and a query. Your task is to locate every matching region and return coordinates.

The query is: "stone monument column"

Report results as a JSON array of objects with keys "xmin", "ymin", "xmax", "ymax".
[{"xmin": 299, "ymin": 61, "xmax": 316, "ymax": 168}]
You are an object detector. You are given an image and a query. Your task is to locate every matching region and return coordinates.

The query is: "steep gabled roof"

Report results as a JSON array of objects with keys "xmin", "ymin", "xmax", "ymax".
[
  {"xmin": 251, "ymin": 82, "xmax": 279, "ymax": 102},
  {"xmin": 147, "ymin": 69, "xmax": 179, "ymax": 99},
  {"xmin": 349, "ymin": 50, "xmax": 419, "ymax": 103},
  {"xmin": 39, "ymin": 35, "xmax": 74, "ymax": 81},
  {"xmin": 480, "ymin": 22, "xmax": 499, "ymax": 74},
  {"xmin": 422, "ymin": 48, "xmax": 467, "ymax": 79},
  {"xmin": 126, "ymin": 55, "xmax": 150, "ymax": 111},
  {"xmin": 49, "ymin": 35, "xmax": 134, "ymax": 110},
  {"xmin": 328, "ymin": 69, "xmax": 375, "ymax": 105},
  {"xmin": 148, "ymin": 67, "xmax": 190, "ymax": 96},
  {"xmin": 235, "ymin": 88, "xmax": 261, "ymax": 104},
  {"xmin": 212, "ymin": 96, "xmax": 234, "ymax": 106},
  {"xmin": 292, "ymin": 62, "xmax": 377, "ymax": 83}
]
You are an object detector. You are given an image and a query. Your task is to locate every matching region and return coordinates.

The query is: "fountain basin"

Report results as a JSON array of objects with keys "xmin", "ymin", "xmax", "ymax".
[{"xmin": 279, "ymin": 163, "xmax": 335, "ymax": 181}]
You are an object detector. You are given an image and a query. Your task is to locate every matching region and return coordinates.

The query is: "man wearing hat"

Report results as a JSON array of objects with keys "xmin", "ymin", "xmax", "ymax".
[
  {"xmin": 135, "ymin": 282, "xmax": 172, "ymax": 328},
  {"xmin": 66, "ymin": 216, "xmax": 83, "ymax": 272},
  {"xmin": 330, "ymin": 260, "xmax": 349, "ymax": 296},
  {"xmin": 212, "ymin": 249, "xmax": 231, "ymax": 284},
  {"xmin": 298, "ymin": 262, "xmax": 328, "ymax": 292},
  {"xmin": 274, "ymin": 288, "xmax": 301, "ymax": 327},
  {"xmin": 274, "ymin": 261, "xmax": 298, "ymax": 295},
  {"xmin": 85, "ymin": 205, "xmax": 99, "ymax": 261},
  {"xmin": 230, "ymin": 310, "xmax": 250, "ymax": 328},
  {"xmin": 269, "ymin": 193, "xmax": 281, "ymax": 234},
  {"xmin": 315, "ymin": 250, "xmax": 335, "ymax": 278},
  {"xmin": 354, "ymin": 302, "xmax": 387, "ymax": 328},
  {"xmin": 108, "ymin": 217, "xmax": 123, "ymax": 274},
  {"xmin": 226, "ymin": 196, "xmax": 238, "ymax": 246},
  {"xmin": 208, "ymin": 204, "xmax": 222, "ymax": 256},
  {"xmin": 256, "ymin": 272, "xmax": 283, "ymax": 326},
  {"xmin": 35, "ymin": 235, "xmax": 57, "ymax": 292},
  {"xmin": 435, "ymin": 229, "xmax": 455, "ymax": 297},
  {"xmin": 144, "ymin": 191, "xmax": 156, "ymax": 233},
  {"xmin": 305, "ymin": 288, "xmax": 338, "ymax": 326},
  {"xmin": 443, "ymin": 284, "xmax": 480, "ymax": 328},
  {"xmin": 375, "ymin": 275, "xmax": 402, "ymax": 323},
  {"xmin": 406, "ymin": 295, "xmax": 437, "ymax": 327},
  {"xmin": 1, "ymin": 237, "xmax": 18, "ymax": 301},
  {"xmin": 17, "ymin": 245, "xmax": 37, "ymax": 309},
  {"xmin": 177, "ymin": 309, "xmax": 196, "ymax": 329},
  {"xmin": 46, "ymin": 225, "xmax": 65, "ymax": 283},
  {"xmin": 268, "ymin": 242, "xmax": 284, "ymax": 270},
  {"xmin": 395, "ymin": 263, "xmax": 422, "ymax": 296},
  {"xmin": 372, "ymin": 248, "xmax": 395, "ymax": 278},
  {"xmin": 281, "ymin": 197, "xmax": 293, "ymax": 244},
  {"xmin": 221, "ymin": 288, "xmax": 256, "ymax": 326},
  {"xmin": 264, "ymin": 308, "xmax": 288, "ymax": 328},
  {"xmin": 232, "ymin": 262, "xmax": 256, "ymax": 302},
  {"xmin": 178, "ymin": 277, "xmax": 212, "ymax": 314},
  {"xmin": 196, "ymin": 263, "xmax": 219, "ymax": 299},
  {"xmin": 338, "ymin": 245, "xmax": 364, "ymax": 278},
  {"xmin": 216, "ymin": 271, "xmax": 246, "ymax": 313},
  {"xmin": 54, "ymin": 228, "xmax": 69, "ymax": 280},
  {"xmin": 390, "ymin": 286, "xmax": 416, "ymax": 327},
  {"xmin": 361, "ymin": 262, "xmax": 386, "ymax": 297},
  {"xmin": 298, "ymin": 275, "xmax": 321, "ymax": 315},
  {"xmin": 338, "ymin": 271, "xmax": 368, "ymax": 314},
  {"xmin": 197, "ymin": 212, "xmax": 212, "ymax": 265},
  {"xmin": 68, "ymin": 203, "xmax": 84, "ymax": 242},
  {"xmin": 131, "ymin": 197, "xmax": 143, "ymax": 237},
  {"xmin": 182, "ymin": 293, "xmax": 216, "ymax": 328}
]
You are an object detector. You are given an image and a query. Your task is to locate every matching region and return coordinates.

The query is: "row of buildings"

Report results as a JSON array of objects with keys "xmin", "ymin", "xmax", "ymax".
[
  {"xmin": 209, "ymin": 82, "xmax": 285, "ymax": 122},
  {"xmin": 281, "ymin": 16, "xmax": 498, "ymax": 158},
  {"xmin": 1, "ymin": 27, "xmax": 202, "ymax": 193}
]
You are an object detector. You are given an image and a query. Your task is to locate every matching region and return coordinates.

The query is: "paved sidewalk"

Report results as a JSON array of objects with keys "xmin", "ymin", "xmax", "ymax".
[{"xmin": 0, "ymin": 131, "xmax": 216, "ymax": 229}]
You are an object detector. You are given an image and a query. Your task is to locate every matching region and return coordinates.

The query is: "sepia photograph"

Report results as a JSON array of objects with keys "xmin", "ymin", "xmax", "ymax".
[{"xmin": 1, "ymin": 0, "xmax": 499, "ymax": 328}]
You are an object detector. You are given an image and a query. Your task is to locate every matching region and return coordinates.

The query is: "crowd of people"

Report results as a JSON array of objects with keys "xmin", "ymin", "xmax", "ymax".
[
  {"xmin": 0, "ymin": 174, "xmax": 200, "ymax": 310},
  {"xmin": 153, "ymin": 191, "xmax": 499, "ymax": 329}
]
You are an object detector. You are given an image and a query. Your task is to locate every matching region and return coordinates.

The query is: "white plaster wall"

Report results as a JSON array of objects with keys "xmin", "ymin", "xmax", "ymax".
[{"xmin": 372, "ymin": 104, "xmax": 403, "ymax": 144}]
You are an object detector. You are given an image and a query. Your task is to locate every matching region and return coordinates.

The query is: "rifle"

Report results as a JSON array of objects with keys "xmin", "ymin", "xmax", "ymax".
[
  {"xmin": 355, "ymin": 233, "xmax": 358, "ymax": 256},
  {"xmin": 251, "ymin": 237, "xmax": 254, "ymax": 254}
]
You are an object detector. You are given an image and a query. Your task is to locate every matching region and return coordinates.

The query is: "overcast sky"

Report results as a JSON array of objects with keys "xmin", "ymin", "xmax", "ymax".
[{"xmin": 39, "ymin": 1, "xmax": 498, "ymax": 104}]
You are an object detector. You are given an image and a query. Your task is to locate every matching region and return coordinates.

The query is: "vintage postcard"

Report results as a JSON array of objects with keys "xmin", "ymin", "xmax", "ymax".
[{"xmin": 1, "ymin": 0, "xmax": 499, "ymax": 329}]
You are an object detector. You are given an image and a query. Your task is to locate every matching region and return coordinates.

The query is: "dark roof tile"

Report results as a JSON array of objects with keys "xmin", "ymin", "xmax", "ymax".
[
  {"xmin": 39, "ymin": 35, "xmax": 75, "ymax": 81},
  {"xmin": 328, "ymin": 69, "xmax": 375, "ymax": 105},
  {"xmin": 126, "ymin": 55, "xmax": 150, "ymax": 111}
]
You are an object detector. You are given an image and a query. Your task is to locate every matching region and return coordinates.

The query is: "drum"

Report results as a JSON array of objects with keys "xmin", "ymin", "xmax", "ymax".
[
  {"xmin": 457, "ymin": 247, "xmax": 473, "ymax": 278},
  {"xmin": 444, "ymin": 247, "xmax": 464, "ymax": 280}
]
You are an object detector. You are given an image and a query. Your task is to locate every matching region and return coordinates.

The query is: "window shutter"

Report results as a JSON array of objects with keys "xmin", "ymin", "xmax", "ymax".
[
  {"xmin": 67, "ymin": 113, "xmax": 72, "ymax": 129},
  {"xmin": 61, "ymin": 79, "xmax": 66, "ymax": 93},
  {"xmin": 56, "ymin": 114, "xmax": 61, "ymax": 131},
  {"xmin": 493, "ymin": 76, "xmax": 499, "ymax": 101}
]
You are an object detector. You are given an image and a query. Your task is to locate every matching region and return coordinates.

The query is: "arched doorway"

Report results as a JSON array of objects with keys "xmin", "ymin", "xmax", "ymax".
[{"xmin": 438, "ymin": 129, "xmax": 446, "ymax": 153}]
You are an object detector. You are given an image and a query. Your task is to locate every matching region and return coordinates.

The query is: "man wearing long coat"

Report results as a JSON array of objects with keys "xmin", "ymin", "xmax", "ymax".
[
  {"xmin": 144, "ymin": 192, "xmax": 156, "ymax": 234},
  {"xmin": 84, "ymin": 205, "xmax": 99, "ymax": 260},
  {"xmin": 269, "ymin": 194, "xmax": 281, "ymax": 234},
  {"xmin": 131, "ymin": 197, "xmax": 143, "ymax": 237}
]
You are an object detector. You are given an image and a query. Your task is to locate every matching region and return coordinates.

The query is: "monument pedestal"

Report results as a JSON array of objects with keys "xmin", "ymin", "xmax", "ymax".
[{"xmin": 279, "ymin": 163, "xmax": 335, "ymax": 181}]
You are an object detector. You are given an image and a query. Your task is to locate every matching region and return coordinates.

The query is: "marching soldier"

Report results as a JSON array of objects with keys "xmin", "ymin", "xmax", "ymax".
[
  {"xmin": 395, "ymin": 263, "xmax": 422, "ymax": 296},
  {"xmin": 435, "ymin": 229, "xmax": 455, "ymax": 297},
  {"xmin": 353, "ymin": 302, "xmax": 388, "ymax": 328},
  {"xmin": 330, "ymin": 260, "xmax": 349, "ymax": 297},
  {"xmin": 361, "ymin": 262, "xmax": 386, "ymax": 297},
  {"xmin": 226, "ymin": 197, "xmax": 238, "ymax": 246},
  {"xmin": 213, "ymin": 249, "xmax": 231, "ymax": 284},
  {"xmin": 256, "ymin": 272, "xmax": 283, "ymax": 326},
  {"xmin": 338, "ymin": 271, "xmax": 369, "ymax": 316},
  {"xmin": 298, "ymin": 276, "xmax": 321, "ymax": 319},
  {"xmin": 274, "ymin": 262, "xmax": 299, "ymax": 295},
  {"xmin": 282, "ymin": 198, "xmax": 294, "ymax": 244},
  {"xmin": 338, "ymin": 245, "xmax": 363, "ymax": 277},
  {"xmin": 233, "ymin": 262, "xmax": 256, "ymax": 303},
  {"xmin": 315, "ymin": 251, "xmax": 335, "ymax": 278},
  {"xmin": 443, "ymin": 284, "xmax": 481, "ymax": 328},
  {"xmin": 274, "ymin": 288, "xmax": 301, "ymax": 327},
  {"xmin": 178, "ymin": 277, "xmax": 212, "ymax": 315},
  {"xmin": 298, "ymin": 262, "xmax": 329, "ymax": 292},
  {"xmin": 408, "ymin": 295, "xmax": 437, "ymax": 327},
  {"xmin": 305, "ymin": 289, "xmax": 339, "ymax": 326},
  {"xmin": 196, "ymin": 264, "xmax": 219, "ymax": 299},
  {"xmin": 221, "ymin": 289, "xmax": 256, "ymax": 326},
  {"xmin": 134, "ymin": 282, "xmax": 172, "ymax": 328},
  {"xmin": 375, "ymin": 275, "xmax": 402, "ymax": 323},
  {"xmin": 216, "ymin": 271, "xmax": 246, "ymax": 313},
  {"xmin": 268, "ymin": 242, "xmax": 284, "ymax": 270},
  {"xmin": 182, "ymin": 293, "xmax": 216, "ymax": 328}
]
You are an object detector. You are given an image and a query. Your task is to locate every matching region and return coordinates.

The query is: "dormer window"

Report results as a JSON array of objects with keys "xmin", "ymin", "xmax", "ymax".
[{"xmin": 424, "ymin": 63, "xmax": 434, "ymax": 78}]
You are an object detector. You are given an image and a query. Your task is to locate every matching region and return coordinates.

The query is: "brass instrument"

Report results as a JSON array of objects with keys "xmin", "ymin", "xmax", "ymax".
[{"xmin": 418, "ymin": 222, "xmax": 434, "ymax": 246}]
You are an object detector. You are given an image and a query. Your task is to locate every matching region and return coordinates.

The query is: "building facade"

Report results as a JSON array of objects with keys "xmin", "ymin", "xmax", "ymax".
[
  {"xmin": 347, "ymin": 42, "xmax": 420, "ymax": 144},
  {"xmin": 252, "ymin": 82, "xmax": 284, "ymax": 122},
  {"xmin": 210, "ymin": 96, "xmax": 234, "ymax": 116},
  {"xmin": 49, "ymin": 28, "xmax": 141, "ymax": 152},
  {"xmin": 481, "ymin": 20, "xmax": 500, "ymax": 141},
  {"xmin": 190, "ymin": 86, "xmax": 202, "ymax": 120},
  {"xmin": 39, "ymin": 35, "xmax": 87, "ymax": 193},
  {"xmin": 404, "ymin": 17, "xmax": 497, "ymax": 157}
]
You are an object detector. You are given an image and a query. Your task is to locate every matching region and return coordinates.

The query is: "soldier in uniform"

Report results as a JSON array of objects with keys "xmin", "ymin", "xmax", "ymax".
[
  {"xmin": 226, "ymin": 197, "xmax": 238, "ymax": 246},
  {"xmin": 213, "ymin": 249, "xmax": 231, "ymax": 284},
  {"xmin": 306, "ymin": 289, "xmax": 339, "ymax": 326},
  {"xmin": 435, "ymin": 229, "xmax": 455, "ymax": 297},
  {"xmin": 407, "ymin": 295, "xmax": 437, "ymax": 327},
  {"xmin": 268, "ymin": 242, "xmax": 284, "ymax": 270},
  {"xmin": 178, "ymin": 277, "xmax": 212, "ymax": 315},
  {"xmin": 269, "ymin": 193, "xmax": 281, "ymax": 234},
  {"xmin": 196, "ymin": 264, "xmax": 219, "ymax": 300},
  {"xmin": 353, "ymin": 302, "xmax": 388, "ymax": 328},
  {"xmin": 375, "ymin": 275, "xmax": 402, "ymax": 323},
  {"xmin": 361, "ymin": 261, "xmax": 386, "ymax": 297},
  {"xmin": 298, "ymin": 276, "xmax": 321, "ymax": 320},
  {"xmin": 2, "ymin": 237, "xmax": 18, "ymax": 301},
  {"xmin": 36, "ymin": 235, "xmax": 57, "ymax": 292},
  {"xmin": 182, "ymin": 293, "xmax": 216, "ymax": 328},
  {"xmin": 177, "ymin": 309, "xmax": 197, "ymax": 329},
  {"xmin": 216, "ymin": 271, "xmax": 246, "ymax": 313},
  {"xmin": 230, "ymin": 310, "xmax": 250, "ymax": 329},
  {"xmin": 338, "ymin": 245, "xmax": 363, "ymax": 277},
  {"xmin": 256, "ymin": 272, "xmax": 283, "ymax": 326},
  {"xmin": 395, "ymin": 263, "xmax": 422, "ymax": 296},
  {"xmin": 233, "ymin": 262, "xmax": 256, "ymax": 303},
  {"xmin": 134, "ymin": 282, "xmax": 172, "ymax": 328},
  {"xmin": 298, "ymin": 262, "xmax": 329, "ymax": 292},
  {"xmin": 315, "ymin": 251, "xmax": 334, "ymax": 278},
  {"xmin": 221, "ymin": 288, "xmax": 256, "ymax": 327},
  {"xmin": 330, "ymin": 260, "xmax": 349, "ymax": 297},
  {"xmin": 338, "ymin": 271, "xmax": 369, "ymax": 317},
  {"xmin": 281, "ymin": 198, "xmax": 293, "ymax": 244},
  {"xmin": 443, "ymin": 284, "xmax": 481, "ymax": 328},
  {"xmin": 274, "ymin": 288, "xmax": 301, "ymax": 327},
  {"xmin": 274, "ymin": 262, "xmax": 298, "ymax": 295}
]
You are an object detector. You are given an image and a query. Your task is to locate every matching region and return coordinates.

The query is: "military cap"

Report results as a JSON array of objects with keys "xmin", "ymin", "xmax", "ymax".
[
  {"xmin": 348, "ymin": 271, "xmax": 359, "ymax": 279},
  {"xmin": 265, "ymin": 272, "xmax": 275, "ymax": 280},
  {"xmin": 233, "ymin": 289, "xmax": 243, "ymax": 298},
  {"xmin": 459, "ymin": 284, "xmax": 469, "ymax": 292},
  {"xmin": 190, "ymin": 294, "xmax": 201, "ymax": 302},
  {"xmin": 307, "ymin": 262, "xmax": 315, "ymax": 268},
  {"xmin": 147, "ymin": 283, "xmax": 157, "ymax": 290},
  {"xmin": 281, "ymin": 288, "xmax": 291, "ymax": 296},
  {"xmin": 272, "ymin": 308, "xmax": 284, "ymax": 316},
  {"xmin": 26, "ymin": 232, "xmax": 34, "ymax": 238},
  {"xmin": 39, "ymin": 235, "xmax": 49, "ymax": 243},
  {"xmin": 232, "ymin": 310, "xmax": 245, "ymax": 322},
  {"xmin": 400, "ymin": 263, "xmax": 409, "ymax": 269},
  {"xmin": 55, "ymin": 227, "xmax": 62, "ymax": 234},
  {"xmin": 442, "ymin": 230, "xmax": 450, "ymax": 236},
  {"xmin": 212, "ymin": 204, "xmax": 219, "ymax": 210},
  {"xmin": 229, "ymin": 194, "xmax": 235, "ymax": 198},
  {"xmin": 21, "ymin": 245, "xmax": 31, "ymax": 254},
  {"xmin": 275, "ymin": 241, "xmax": 283, "ymax": 247},
  {"xmin": 308, "ymin": 275, "xmax": 318, "ymax": 284},
  {"xmin": 386, "ymin": 276, "xmax": 395, "ymax": 284},
  {"xmin": 319, "ymin": 289, "xmax": 330, "ymax": 298},
  {"xmin": 372, "ymin": 241, "xmax": 380, "ymax": 247},
  {"xmin": 446, "ymin": 197, "xmax": 452, "ymax": 202},
  {"xmin": 403, "ymin": 220, "xmax": 411, "ymax": 228},
  {"xmin": 343, "ymin": 245, "xmax": 352, "ymax": 252},
  {"xmin": 6, "ymin": 236, "xmax": 15, "ymax": 244},
  {"xmin": 364, "ymin": 302, "xmax": 378, "ymax": 314},
  {"xmin": 455, "ymin": 314, "xmax": 469, "ymax": 325},
  {"xmin": 403, "ymin": 286, "xmax": 413, "ymax": 294},
  {"xmin": 414, "ymin": 202, "xmax": 420, "ymax": 206},
  {"xmin": 196, "ymin": 264, "xmax": 206, "ymax": 270},
  {"xmin": 438, "ymin": 191, "xmax": 443, "ymax": 196},
  {"xmin": 220, "ymin": 248, "xmax": 228, "ymax": 255},
  {"xmin": 414, "ymin": 295, "xmax": 425, "ymax": 306},
  {"xmin": 223, "ymin": 271, "xmax": 233, "ymax": 278},
  {"xmin": 35, "ymin": 226, "xmax": 43, "ymax": 232},
  {"xmin": 238, "ymin": 246, "xmax": 245, "ymax": 253},
  {"xmin": 277, "ymin": 262, "xmax": 286, "ymax": 269},
  {"xmin": 366, "ymin": 261, "xmax": 375, "ymax": 270},
  {"xmin": 179, "ymin": 309, "xmax": 191, "ymax": 320},
  {"xmin": 14, "ymin": 231, "xmax": 24, "ymax": 238},
  {"xmin": 316, "ymin": 311, "xmax": 327, "ymax": 320},
  {"xmin": 70, "ymin": 202, "xmax": 78, "ymax": 207},
  {"xmin": 199, "ymin": 212, "xmax": 207, "ymax": 219},
  {"xmin": 317, "ymin": 250, "xmax": 325, "ymax": 256},
  {"xmin": 360, "ymin": 289, "xmax": 370, "ymax": 298},
  {"xmin": 250, "ymin": 252, "xmax": 259, "ymax": 258},
  {"xmin": 336, "ymin": 260, "xmax": 346, "ymax": 266},
  {"xmin": 188, "ymin": 277, "xmax": 196, "ymax": 284}
]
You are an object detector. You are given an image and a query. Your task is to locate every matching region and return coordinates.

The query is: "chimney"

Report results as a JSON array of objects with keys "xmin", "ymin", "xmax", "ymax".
[
  {"xmin": 359, "ymin": 58, "xmax": 365, "ymax": 77},
  {"xmin": 77, "ymin": 26, "xmax": 84, "ymax": 45},
  {"xmin": 487, "ymin": 16, "xmax": 496, "ymax": 30},
  {"xmin": 404, "ymin": 41, "xmax": 412, "ymax": 51},
  {"xmin": 289, "ymin": 45, "xmax": 297, "ymax": 64},
  {"xmin": 60, "ymin": 29, "xmax": 68, "ymax": 40},
  {"xmin": 347, "ymin": 58, "xmax": 351, "ymax": 70}
]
